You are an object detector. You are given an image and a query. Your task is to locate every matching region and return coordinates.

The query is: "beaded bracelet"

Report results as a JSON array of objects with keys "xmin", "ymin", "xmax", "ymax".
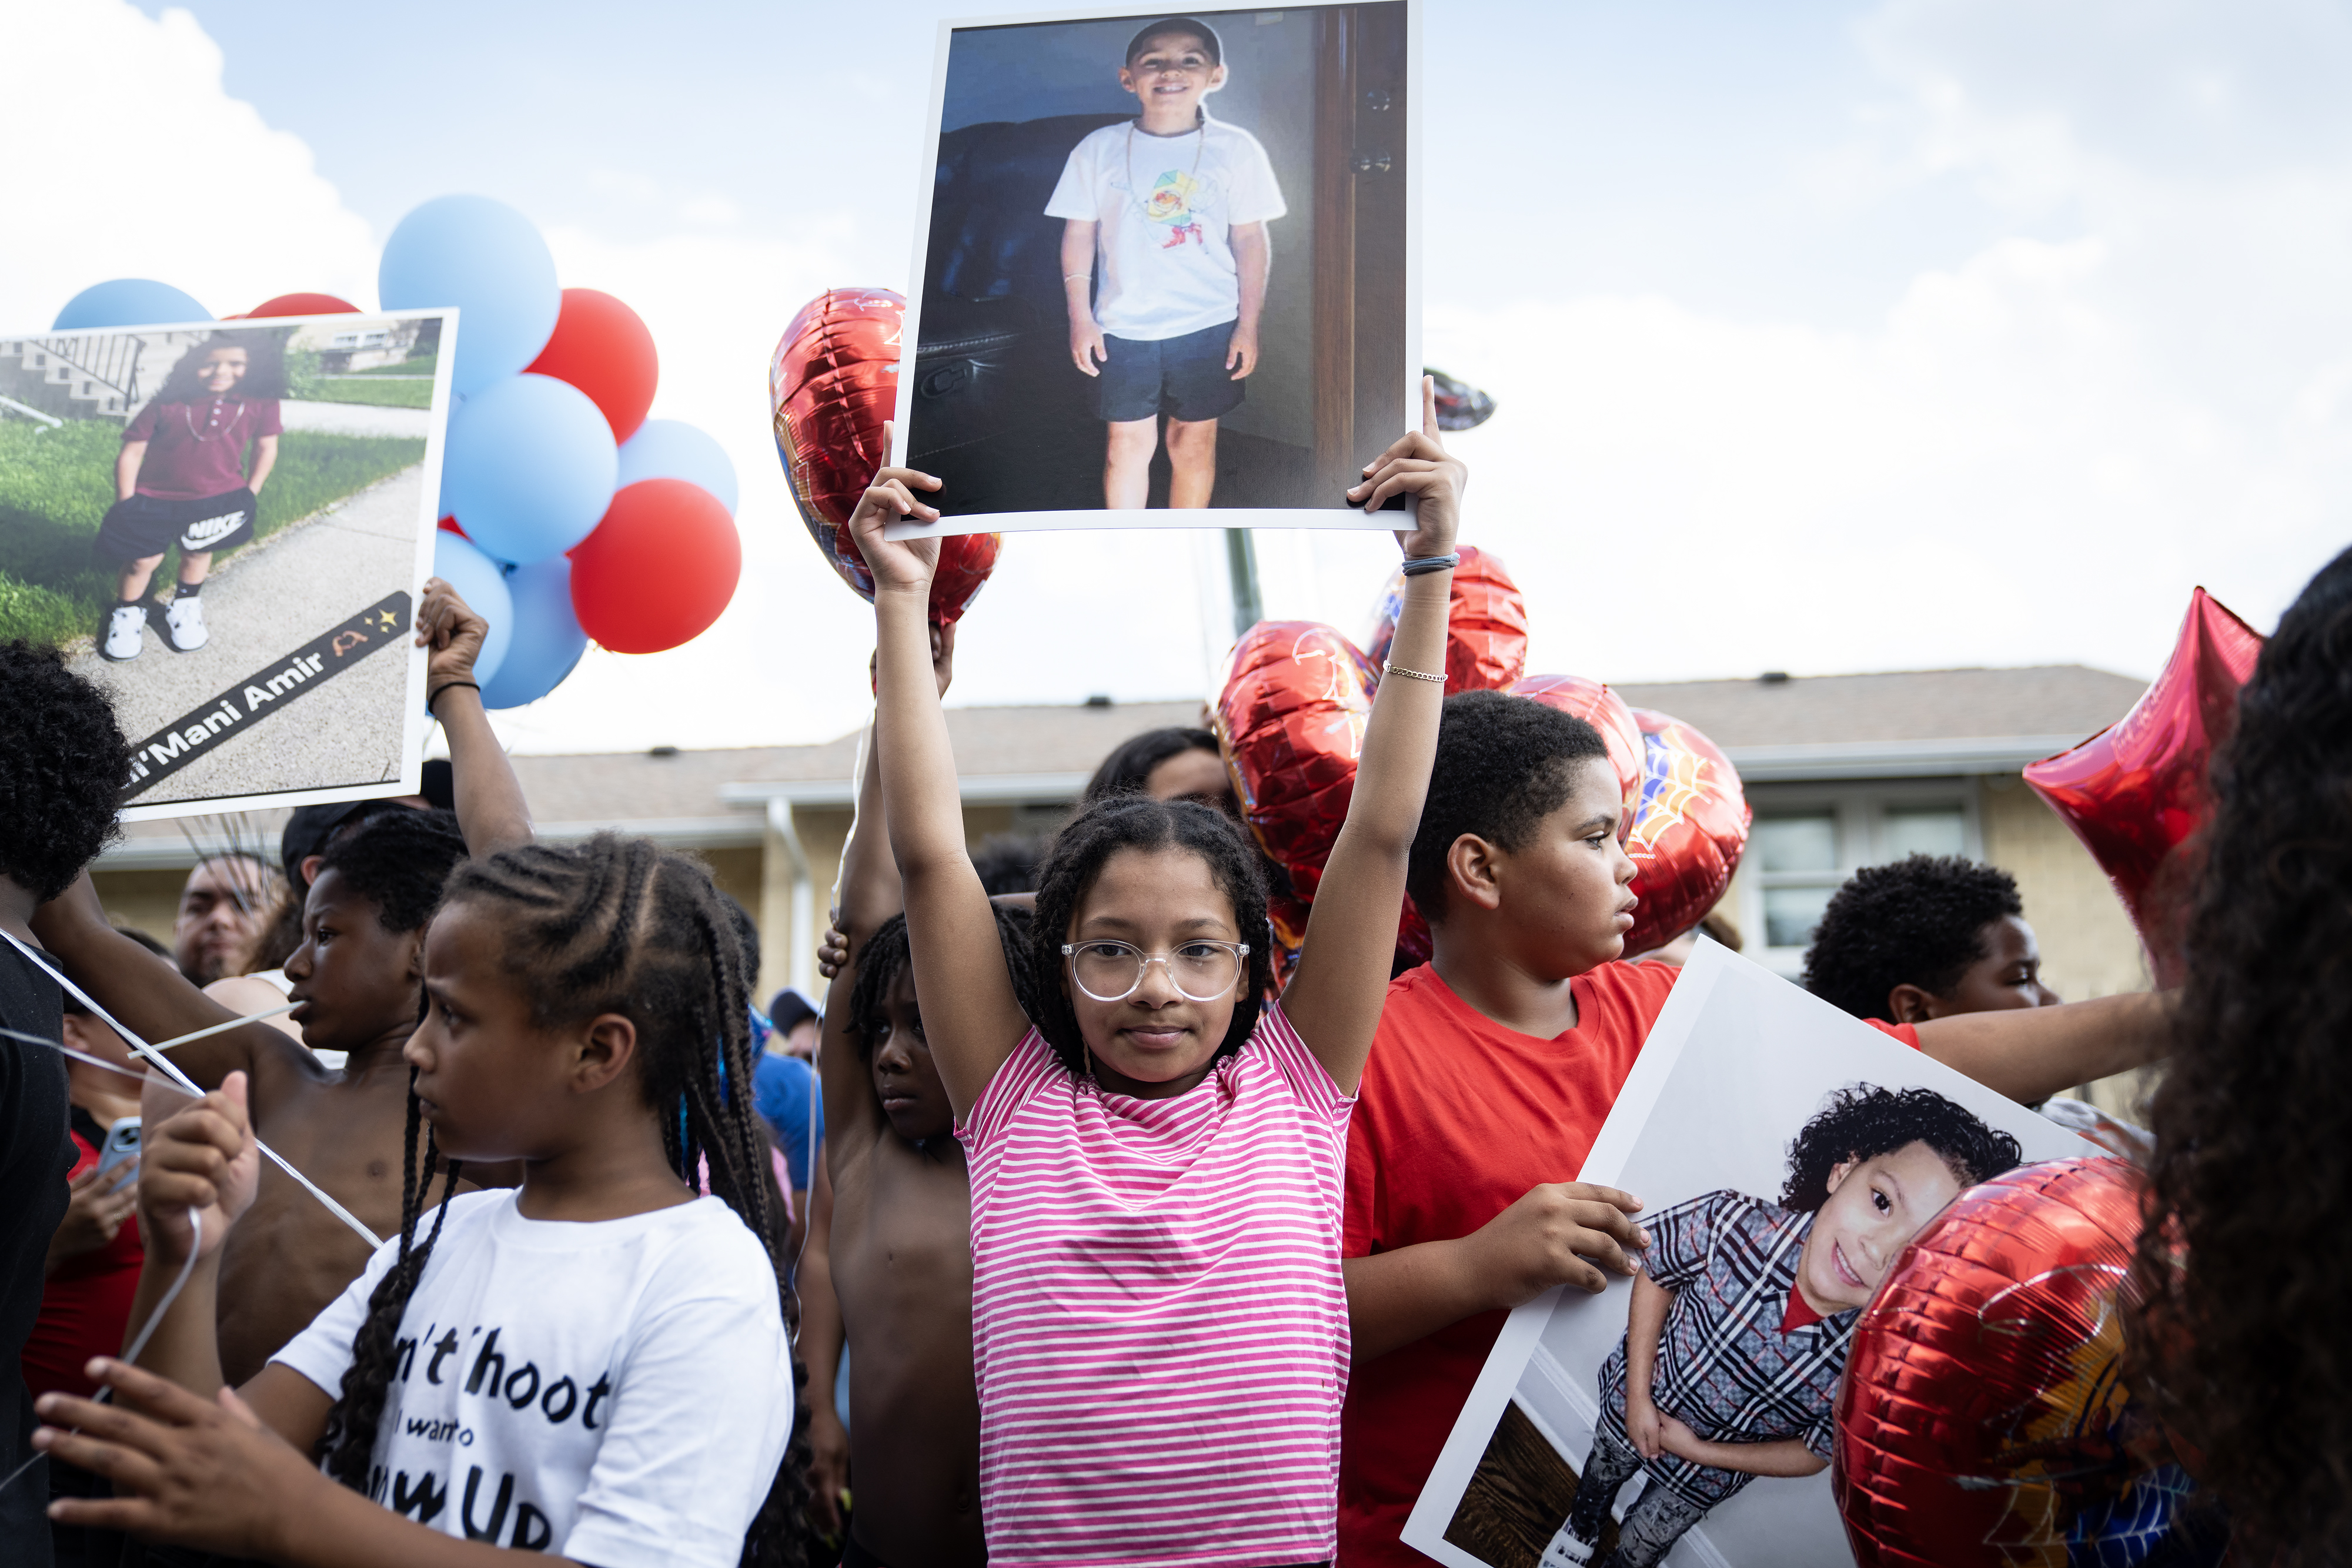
[
  {"xmin": 1383, "ymin": 662, "xmax": 1446, "ymax": 684},
  {"xmin": 1400, "ymin": 553, "xmax": 1459, "ymax": 577}
]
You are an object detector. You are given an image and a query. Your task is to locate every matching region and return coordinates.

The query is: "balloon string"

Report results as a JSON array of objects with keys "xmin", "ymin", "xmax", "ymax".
[
  {"xmin": 0, "ymin": 930, "xmax": 382, "ymax": 1249},
  {"xmin": 0, "ymin": 1211, "xmax": 203, "ymax": 1501}
]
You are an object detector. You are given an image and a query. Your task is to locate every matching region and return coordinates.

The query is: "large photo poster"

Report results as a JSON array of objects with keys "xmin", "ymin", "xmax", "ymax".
[
  {"xmin": 896, "ymin": 2, "xmax": 1418, "ymax": 533},
  {"xmin": 0, "ymin": 310, "xmax": 453, "ymax": 820},
  {"xmin": 1403, "ymin": 942, "xmax": 2092, "ymax": 1568}
]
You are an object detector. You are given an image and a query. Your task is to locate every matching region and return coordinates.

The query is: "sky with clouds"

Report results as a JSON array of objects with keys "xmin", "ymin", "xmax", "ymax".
[{"xmin": 8, "ymin": 0, "xmax": 2348, "ymax": 754}]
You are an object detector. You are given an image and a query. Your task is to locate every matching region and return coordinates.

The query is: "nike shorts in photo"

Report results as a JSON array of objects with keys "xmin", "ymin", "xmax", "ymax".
[
  {"xmin": 93, "ymin": 489, "xmax": 259, "ymax": 564},
  {"xmin": 1096, "ymin": 320, "xmax": 1247, "ymax": 424}
]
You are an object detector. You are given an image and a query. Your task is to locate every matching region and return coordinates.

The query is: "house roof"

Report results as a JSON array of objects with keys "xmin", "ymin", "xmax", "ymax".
[{"xmin": 101, "ymin": 669, "xmax": 2146, "ymax": 868}]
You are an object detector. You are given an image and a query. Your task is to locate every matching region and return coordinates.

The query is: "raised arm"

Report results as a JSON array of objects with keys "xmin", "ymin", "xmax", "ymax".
[
  {"xmin": 1915, "ymin": 989, "xmax": 2174, "ymax": 1105},
  {"xmin": 1278, "ymin": 378, "xmax": 1462, "ymax": 1093},
  {"xmin": 415, "ymin": 577, "xmax": 534, "ymax": 859},
  {"xmin": 846, "ymin": 438, "xmax": 1031, "ymax": 1119},
  {"xmin": 31, "ymin": 873, "xmax": 285, "ymax": 1091}
]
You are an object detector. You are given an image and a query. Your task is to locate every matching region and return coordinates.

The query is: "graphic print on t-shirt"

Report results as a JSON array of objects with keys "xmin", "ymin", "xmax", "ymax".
[{"xmin": 1144, "ymin": 169, "xmax": 1205, "ymax": 246}]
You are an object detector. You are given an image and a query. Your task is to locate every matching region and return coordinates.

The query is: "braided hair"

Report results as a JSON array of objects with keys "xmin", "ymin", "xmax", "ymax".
[
  {"xmin": 848, "ymin": 904, "xmax": 1037, "ymax": 1060},
  {"xmin": 316, "ymin": 834, "xmax": 816, "ymax": 1567},
  {"xmin": 1027, "ymin": 794, "xmax": 1272, "ymax": 1078}
]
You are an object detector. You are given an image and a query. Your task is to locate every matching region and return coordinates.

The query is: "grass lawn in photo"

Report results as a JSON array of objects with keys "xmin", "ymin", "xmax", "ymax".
[
  {"xmin": 0, "ymin": 419, "xmax": 426, "ymax": 647},
  {"xmin": 306, "ymin": 376, "xmax": 435, "ymax": 409}
]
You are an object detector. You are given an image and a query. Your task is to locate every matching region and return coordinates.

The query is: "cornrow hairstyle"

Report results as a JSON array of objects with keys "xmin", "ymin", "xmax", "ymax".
[
  {"xmin": 0, "ymin": 640, "xmax": 132, "ymax": 902},
  {"xmin": 318, "ymin": 834, "xmax": 816, "ymax": 1567},
  {"xmin": 313, "ymin": 808, "xmax": 469, "ymax": 934},
  {"xmin": 1779, "ymin": 1084, "xmax": 2022, "ymax": 1213},
  {"xmin": 2133, "ymin": 546, "xmax": 2352, "ymax": 1559},
  {"xmin": 847, "ymin": 904, "xmax": 1037, "ymax": 1062},
  {"xmin": 1082, "ymin": 726, "xmax": 1219, "ymax": 803},
  {"xmin": 1407, "ymin": 691, "xmax": 1609, "ymax": 920},
  {"xmin": 1027, "ymin": 795, "xmax": 1271, "ymax": 1079},
  {"xmin": 1802, "ymin": 855, "xmax": 2024, "ymax": 1022}
]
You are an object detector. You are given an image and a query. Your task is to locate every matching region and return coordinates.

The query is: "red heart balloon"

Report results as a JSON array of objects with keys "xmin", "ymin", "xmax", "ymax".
[
  {"xmin": 1364, "ymin": 544, "xmax": 1529, "ymax": 692},
  {"xmin": 1835, "ymin": 1158, "xmax": 2217, "ymax": 1567},
  {"xmin": 1619, "ymin": 709, "xmax": 1750, "ymax": 955},
  {"xmin": 769, "ymin": 287, "xmax": 1002, "ymax": 624},
  {"xmin": 1214, "ymin": 620, "xmax": 1379, "ymax": 903},
  {"xmin": 2023, "ymin": 589, "xmax": 2263, "ymax": 988}
]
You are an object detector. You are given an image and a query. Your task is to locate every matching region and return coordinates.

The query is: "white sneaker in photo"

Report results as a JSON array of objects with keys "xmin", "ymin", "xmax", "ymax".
[
  {"xmin": 100, "ymin": 603, "xmax": 146, "ymax": 662},
  {"xmin": 1539, "ymin": 1522, "xmax": 1599, "ymax": 1567},
  {"xmin": 158, "ymin": 593, "xmax": 208, "ymax": 652}
]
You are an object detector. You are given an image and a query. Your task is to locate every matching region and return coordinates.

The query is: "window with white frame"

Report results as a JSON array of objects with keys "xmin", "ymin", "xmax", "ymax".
[{"xmin": 1739, "ymin": 781, "xmax": 1981, "ymax": 978}]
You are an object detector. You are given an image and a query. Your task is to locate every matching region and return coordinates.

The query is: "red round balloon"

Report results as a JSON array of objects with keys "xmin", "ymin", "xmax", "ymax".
[
  {"xmin": 1835, "ymin": 1158, "xmax": 2219, "ymax": 1567},
  {"xmin": 524, "ymin": 287, "xmax": 658, "ymax": 444},
  {"xmin": 568, "ymin": 479, "xmax": 740, "ymax": 654},
  {"xmin": 2023, "ymin": 589, "xmax": 2263, "ymax": 988},
  {"xmin": 1364, "ymin": 544, "xmax": 1529, "ymax": 693},
  {"xmin": 769, "ymin": 287, "xmax": 1002, "ymax": 624},
  {"xmin": 1619, "ymin": 709, "xmax": 1750, "ymax": 955},
  {"xmin": 245, "ymin": 292, "xmax": 359, "ymax": 317}
]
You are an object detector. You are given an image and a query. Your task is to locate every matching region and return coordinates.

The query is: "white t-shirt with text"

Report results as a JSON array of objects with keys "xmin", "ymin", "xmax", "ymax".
[
  {"xmin": 1045, "ymin": 113, "xmax": 1287, "ymax": 341},
  {"xmin": 273, "ymin": 1191, "xmax": 791, "ymax": 1568}
]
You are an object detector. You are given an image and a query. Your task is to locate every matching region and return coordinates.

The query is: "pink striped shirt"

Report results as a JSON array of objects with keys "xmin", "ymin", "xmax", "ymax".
[{"xmin": 959, "ymin": 1005, "xmax": 1353, "ymax": 1566}]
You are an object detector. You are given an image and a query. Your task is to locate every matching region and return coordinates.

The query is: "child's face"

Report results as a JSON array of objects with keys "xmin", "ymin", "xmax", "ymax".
[
  {"xmin": 409, "ymin": 900, "xmax": 587, "ymax": 1162},
  {"xmin": 195, "ymin": 348, "xmax": 248, "ymax": 394},
  {"xmin": 1438, "ymin": 758, "xmax": 1639, "ymax": 980},
  {"xmin": 1119, "ymin": 31, "xmax": 1225, "ymax": 118},
  {"xmin": 1063, "ymin": 844, "xmax": 1243, "ymax": 1093},
  {"xmin": 1796, "ymin": 1142, "xmax": 1965, "ymax": 1314},
  {"xmin": 280, "ymin": 869, "xmax": 426, "ymax": 1055},
  {"xmin": 868, "ymin": 965, "xmax": 954, "ymax": 1144}
]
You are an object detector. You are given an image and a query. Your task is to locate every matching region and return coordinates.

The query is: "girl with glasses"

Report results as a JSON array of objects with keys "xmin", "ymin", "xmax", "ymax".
[{"xmin": 843, "ymin": 382, "xmax": 1464, "ymax": 1567}]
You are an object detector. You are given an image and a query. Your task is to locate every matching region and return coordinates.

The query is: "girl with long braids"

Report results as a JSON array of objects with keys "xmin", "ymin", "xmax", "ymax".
[
  {"xmin": 843, "ymin": 385, "xmax": 1462, "ymax": 1566},
  {"xmin": 2130, "ymin": 545, "xmax": 2352, "ymax": 1563},
  {"xmin": 32, "ymin": 833, "xmax": 815, "ymax": 1568}
]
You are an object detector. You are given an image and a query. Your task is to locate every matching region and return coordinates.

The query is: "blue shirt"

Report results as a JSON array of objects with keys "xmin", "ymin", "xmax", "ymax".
[{"xmin": 753, "ymin": 1050, "xmax": 824, "ymax": 1192}]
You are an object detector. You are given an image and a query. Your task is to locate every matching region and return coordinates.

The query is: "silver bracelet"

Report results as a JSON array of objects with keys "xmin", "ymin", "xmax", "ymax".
[
  {"xmin": 1383, "ymin": 661, "xmax": 1446, "ymax": 684},
  {"xmin": 1399, "ymin": 553, "xmax": 1459, "ymax": 577},
  {"xmin": 1064, "ymin": 272, "xmax": 1093, "ymax": 283}
]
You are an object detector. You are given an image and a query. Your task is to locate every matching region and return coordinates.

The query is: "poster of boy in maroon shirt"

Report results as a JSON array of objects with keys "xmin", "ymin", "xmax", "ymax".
[{"xmin": 0, "ymin": 311, "xmax": 453, "ymax": 820}]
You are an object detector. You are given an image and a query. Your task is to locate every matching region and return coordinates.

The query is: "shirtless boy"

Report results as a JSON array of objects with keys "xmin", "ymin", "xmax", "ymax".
[{"xmin": 29, "ymin": 580, "xmax": 529, "ymax": 1386}]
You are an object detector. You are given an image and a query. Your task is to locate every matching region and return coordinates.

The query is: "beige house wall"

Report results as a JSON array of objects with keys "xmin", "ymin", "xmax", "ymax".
[{"xmin": 89, "ymin": 868, "xmax": 189, "ymax": 952}]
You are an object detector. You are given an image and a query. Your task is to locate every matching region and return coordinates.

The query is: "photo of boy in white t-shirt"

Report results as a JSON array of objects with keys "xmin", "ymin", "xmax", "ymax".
[{"xmin": 1046, "ymin": 15, "xmax": 1287, "ymax": 511}]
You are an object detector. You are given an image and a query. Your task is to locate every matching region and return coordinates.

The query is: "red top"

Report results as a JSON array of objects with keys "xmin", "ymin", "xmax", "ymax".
[
  {"xmin": 1337, "ymin": 961, "xmax": 1921, "ymax": 1566},
  {"xmin": 124, "ymin": 394, "xmax": 282, "ymax": 500},
  {"xmin": 1780, "ymin": 1285, "xmax": 1826, "ymax": 1335},
  {"xmin": 21, "ymin": 1112, "xmax": 143, "ymax": 1402}
]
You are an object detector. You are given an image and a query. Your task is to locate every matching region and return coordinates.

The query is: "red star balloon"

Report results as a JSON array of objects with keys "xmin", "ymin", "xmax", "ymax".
[
  {"xmin": 1836, "ymin": 1158, "xmax": 2223, "ymax": 1567},
  {"xmin": 1364, "ymin": 544, "xmax": 1529, "ymax": 693},
  {"xmin": 769, "ymin": 287, "xmax": 1002, "ymax": 624},
  {"xmin": 2023, "ymin": 589, "xmax": 2263, "ymax": 987}
]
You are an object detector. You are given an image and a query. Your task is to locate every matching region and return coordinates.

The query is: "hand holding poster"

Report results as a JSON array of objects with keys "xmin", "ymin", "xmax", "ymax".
[
  {"xmin": 1402, "ymin": 941, "xmax": 2092, "ymax": 1568},
  {"xmin": 895, "ymin": 2, "xmax": 1418, "ymax": 535},
  {"xmin": 0, "ymin": 311, "xmax": 452, "ymax": 820}
]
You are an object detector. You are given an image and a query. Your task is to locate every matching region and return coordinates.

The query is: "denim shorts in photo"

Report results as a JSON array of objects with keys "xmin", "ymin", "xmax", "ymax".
[{"xmin": 1096, "ymin": 320, "xmax": 1247, "ymax": 424}]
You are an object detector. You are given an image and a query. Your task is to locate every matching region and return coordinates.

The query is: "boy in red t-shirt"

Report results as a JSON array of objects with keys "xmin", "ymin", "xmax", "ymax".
[{"xmin": 1338, "ymin": 691, "xmax": 2177, "ymax": 1566}]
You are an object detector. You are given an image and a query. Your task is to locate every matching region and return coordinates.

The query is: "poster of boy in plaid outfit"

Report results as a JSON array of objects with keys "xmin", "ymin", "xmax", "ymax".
[{"xmin": 1542, "ymin": 1086, "xmax": 2023, "ymax": 1568}]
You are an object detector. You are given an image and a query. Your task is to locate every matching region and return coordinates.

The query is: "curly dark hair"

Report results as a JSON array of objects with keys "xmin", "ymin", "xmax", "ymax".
[
  {"xmin": 318, "ymin": 835, "xmax": 816, "ymax": 1567},
  {"xmin": 0, "ymin": 641, "xmax": 131, "ymax": 901},
  {"xmin": 2132, "ymin": 548, "xmax": 2352, "ymax": 1561},
  {"xmin": 1082, "ymin": 726, "xmax": 1221, "ymax": 804},
  {"xmin": 971, "ymin": 833, "xmax": 1045, "ymax": 897},
  {"xmin": 313, "ymin": 807, "xmax": 467, "ymax": 934},
  {"xmin": 1779, "ymin": 1084, "xmax": 2021, "ymax": 1213},
  {"xmin": 1800, "ymin": 855, "xmax": 2024, "ymax": 1022},
  {"xmin": 1027, "ymin": 795, "xmax": 1271, "ymax": 1078},
  {"xmin": 1407, "ymin": 691, "xmax": 1608, "ymax": 920},
  {"xmin": 152, "ymin": 327, "xmax": 291, "ymax": 403},
  {"xmin": 848, "ymin": 904, "xmax": 1035, "ymax": 1061}
]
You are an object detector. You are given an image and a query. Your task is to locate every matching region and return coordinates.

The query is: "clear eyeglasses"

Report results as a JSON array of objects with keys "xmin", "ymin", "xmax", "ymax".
[{"xmin": 1061, "ymin": 938, "xmax": 1251, "ymax": 1004}]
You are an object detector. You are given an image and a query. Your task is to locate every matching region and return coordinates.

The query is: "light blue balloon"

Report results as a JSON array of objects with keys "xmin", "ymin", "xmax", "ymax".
[
  {"xmin": 441, "ymin": 373, "xmax": 617, "ymax": 564},
  {"xmin": 430, "ymin": 532, "xmax": 514, "ymax": 693},
  {"xmin": 379, "ymin": 195, "xmax": 559, "ymax": 396},
  {"xmin": 616, "ymin": 419, "xmax": 739, "ymax": 515},
  {"xmin": 480, "ymin": 556, "xmax": 589, "ymax": 710},
  {"xmin": 53, "ymin": 279, "xmax": 210, "ymax": 330}
]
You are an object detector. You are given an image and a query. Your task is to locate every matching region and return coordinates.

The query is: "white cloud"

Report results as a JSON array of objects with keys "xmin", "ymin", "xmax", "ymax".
[{"xmin": 1, "ymin": 1, "xmax": 377, "ymax": 322}]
